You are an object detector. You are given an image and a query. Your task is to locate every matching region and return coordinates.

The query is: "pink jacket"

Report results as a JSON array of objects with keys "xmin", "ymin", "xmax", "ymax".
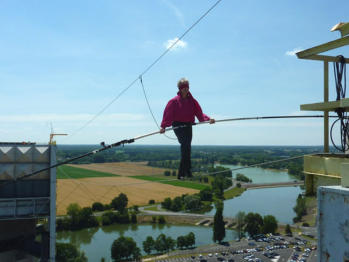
[{"xmin": 161, "ymin": 91, "xmax": 210, "ymax": 128}]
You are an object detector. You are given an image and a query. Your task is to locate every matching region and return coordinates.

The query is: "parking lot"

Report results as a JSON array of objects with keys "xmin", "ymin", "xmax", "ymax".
[{"xmin": 153, "ymin": 235, "xmax": 317, "ymax": 262}]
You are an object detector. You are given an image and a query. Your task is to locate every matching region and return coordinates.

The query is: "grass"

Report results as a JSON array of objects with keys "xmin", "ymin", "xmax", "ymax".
[
  {"xmin": 57, "ymin": 165, "xmax": 119, "ymax": 179},
  {"xmin": 224, "ymin": 187, "xmax": 246, "ymax": 200},
  {"xmin": 132, "ymin": 175, "xmax": 210, "ymax": 190},
  {"xmin": 143, "ymin": 205, "xmax": 160, "ymax": 211},
  {"xmin": 302, "ymin": 196, "xmax": 317, "ymax": 226}
]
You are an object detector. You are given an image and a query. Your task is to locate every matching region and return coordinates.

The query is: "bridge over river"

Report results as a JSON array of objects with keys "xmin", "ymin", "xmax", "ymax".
[{"xmin": 241, "ymin": 181, "xmax": 304, "ymax": 189}]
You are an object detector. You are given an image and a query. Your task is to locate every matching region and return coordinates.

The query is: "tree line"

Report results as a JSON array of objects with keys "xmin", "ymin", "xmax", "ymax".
[
  {"xmin": 160, "ymin": 174, "xmax": 234, "ymax": 214},
  {"xmin": 56, "ymin": 145, "xmax": 317, "ymax": 180},
  {"xmin": 57, "ymin": 193, "xmax": 135, "ymax": 231}
]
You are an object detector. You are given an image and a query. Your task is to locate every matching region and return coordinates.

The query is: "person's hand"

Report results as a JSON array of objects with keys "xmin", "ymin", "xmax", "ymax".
[
  {"xmin": 209, "ymin": 118, "xmax": 215, "ymax": 124},
  {"xmin": 160, "ymin": 128, "xmax": 165, "ymax": 133}
]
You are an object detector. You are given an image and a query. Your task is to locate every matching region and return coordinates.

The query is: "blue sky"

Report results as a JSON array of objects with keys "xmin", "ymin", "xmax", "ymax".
[{"xmin": 1, "ymin": 0, "xmax": 349, "ymax": 145}]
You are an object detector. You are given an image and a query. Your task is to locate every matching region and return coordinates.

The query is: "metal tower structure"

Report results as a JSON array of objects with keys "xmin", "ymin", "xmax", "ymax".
[{"xmin": 0, "ymin": 142, "xmax": 56, "ymax": 261}]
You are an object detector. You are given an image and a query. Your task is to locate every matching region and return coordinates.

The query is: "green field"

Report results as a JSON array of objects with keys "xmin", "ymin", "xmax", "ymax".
[
  {"xmin": 133, "ymin": 175, "xmax": 209, "ymax": 190},
  {"xmin": 224, "ymin": 187, "xmax": 246, "ymax": 199},
  {"xmin": 57, "ymin": 165, "xmax": 119, "ymax": 179},
  {"xmin": 143, "ymin": 205, "xmax": 161, "ymax": 211}
]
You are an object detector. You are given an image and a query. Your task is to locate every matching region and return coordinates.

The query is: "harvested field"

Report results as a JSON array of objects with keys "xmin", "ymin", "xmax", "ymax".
[
  {"xmin": 56, "ymin": 176, "xmax": 198, "ymax": 215},
  {"xmin": 68, "ymin": 162, "xmax": 167, "ymax": 176}
]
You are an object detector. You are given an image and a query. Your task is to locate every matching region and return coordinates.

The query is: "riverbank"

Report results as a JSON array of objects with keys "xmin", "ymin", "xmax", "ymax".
[
  {"xmin": 216, "ymin": 162, "xmax": 290, "ymax": 174},
  {"xmin": 137, "ymin": 214, "xmax": 205, "ymax": 225}
]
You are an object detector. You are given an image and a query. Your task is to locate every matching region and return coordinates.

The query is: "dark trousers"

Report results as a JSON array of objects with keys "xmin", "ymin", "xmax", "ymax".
[{"xmin": 173, "ymin": 122, "xmax": 192, "ymax": 178}]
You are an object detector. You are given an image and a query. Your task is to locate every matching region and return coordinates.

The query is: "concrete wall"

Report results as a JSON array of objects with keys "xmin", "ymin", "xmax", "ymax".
[{"xmin": 318, "ymin": 186, "xmax": 349, "ymax": 261}]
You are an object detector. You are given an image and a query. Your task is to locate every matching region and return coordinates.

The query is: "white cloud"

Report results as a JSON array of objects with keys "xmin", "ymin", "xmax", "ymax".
[
  {"xmin": 164, "ymin": 37, "xmax": 187, "ymax": 50},
  {"xmin": 285, "ymin": 47, "xmax": 303, "ymax": 56}
]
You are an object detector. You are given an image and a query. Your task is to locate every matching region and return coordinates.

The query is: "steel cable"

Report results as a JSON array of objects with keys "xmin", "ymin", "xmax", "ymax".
[
  {"xmin": 69, "ymin": 0, "xmax": 223, "ymax": 137},
  {"xmin": 330, "ymin": 55, "xmax": 349, "ymax": 152},
  {"xmin": 139, "ymin": 76, "xmax": 177, "ymax": 140}
]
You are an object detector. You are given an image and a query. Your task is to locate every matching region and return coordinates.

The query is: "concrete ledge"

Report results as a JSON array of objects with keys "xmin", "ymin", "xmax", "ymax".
[{"xmin": 341, "ymin": 163, "xmax": 349, "ymax": 187}]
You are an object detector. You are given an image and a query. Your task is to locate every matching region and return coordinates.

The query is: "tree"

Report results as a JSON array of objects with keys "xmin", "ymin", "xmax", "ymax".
[
  {"xmin": 288, "ymin": 162, "xmax": 304, "ymax": 180},
  {"xmin": 79, "ymin": 207, "xmax": 99, "ymax": 228},
  {"xmin": 285, "ymin": 224, "xmax": 292, "ymax": 236},
  {"xmin": 293, "ymin": 194, "xmax": 307, "ymax": 222},
  {"xmin": 133, "ymin": 205, "xmax": 139, "ymax": 212},
  {"xmin": 143, "ymin": 236, "xmax": 155, "ymax": 255},
  {"xmin": 183, "ymin": 195, "xmax": 201, "ymax": 211},
  {"xmin": 165, "ymin": 236, "xmax": 176, "ymax": 253},
  {"xmin": 158, "ymin": 216, "xmax": 166, "ymax": 224},
  {"xmin": 177, "ymin": 236, "xmax": 186, "ymax": 249},
  {"xmin": 236, "ymin": 211, "xmax": 246, "ymax": 240},
  {"xmin": 131, "ymin": 213, "xmax": 137, "ymax": 223},
  {"xmin": 56, "ymin": 243, "xmax": 87, "ymax": 262},
  {"xmin": 101, "ymin": 211, "xmax": 117, "ymax": 226},
  {"xmin": 236, "ymin": 173, "xmax": 252, "ymax": 183},
  {"xmin": 213, "ymin": 201, "xmax": 225, "ymax": 243},
  {"xmin": 111, "ymin": 193, "xmax": 128, "ymax": 212},
  {"xmin": 154, "ymin": 234, "xmax": 175, "ymax": 253},
  {"xmin": 115, "ymin": 210, "xmax": 130, "ymax": 224},
  {"xmin": 244, "ymin": 212, "xmax": 263, "ymax": 237},
  {"xmin": 186, "ymin": 232, "xmax": 195, "ymax": 247},
  {"xmin": 151, "ymin": 216, "xmax": 157, "ymax": 223},
  {"xmin": 104, "ymin": 203, "xmax": 112, "ymax": 210},
  {"xmin": 170, "ymin": 197, "xmax": 182, "ymax": 211},
  {"xmin": 199, "ymin": 187, "xmax": 213, "ymax": 201},
  {"xmin": 111, "ymin": 236, "xmax": 140, "ymax": 262},
  {"xmin": 212, "ymin": 176, "xmax": 225, "ymax": 199},
  {"xmin": 161, "ymin": 198, "xmax": 172, "ymax": 210},
  {"xmin": 92, "ymin": 202, "xmax": 104, "ymax": 212},
  {"xmin": 56, "ymin": 217, "xmax": 71, "ymax": 231},
  {"xmin": 154, "ymin": 234, "xmax": 167, "ymax": 253},
  {"xmin": 262, "ymin": 215, "xmax": 278, "ymax": 234},
  {"xmin": 93, "ymin": 154, "xmax": 105, "ymax": 163},
  {"xmin": 67, "ymin": 203, "xmax": 81, "ymax": 228}
]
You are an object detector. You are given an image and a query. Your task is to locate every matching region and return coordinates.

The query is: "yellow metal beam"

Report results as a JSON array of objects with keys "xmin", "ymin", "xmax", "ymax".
[
  {"xmin": 324, "ymin": 61, "xmax": 329, "ymax": 153},
  {"xmin": 300, "ymin": 98, "xmax": 349, "ymax": 111},
  {"xmin": 300, "ymin": 54, "xmax": 349, "ymax": 63},
  {"xmin": 296, "ymin": 36, "xmax": 349, "ymax": 59},
  {"xmin": 303, "ymin": 171, "xmax": 341, "ymax": 179}
]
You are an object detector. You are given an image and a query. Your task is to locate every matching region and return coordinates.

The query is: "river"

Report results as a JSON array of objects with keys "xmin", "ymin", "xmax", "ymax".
[
  {"xmin": 220, "ymin": 164, "xmax": 298, "ymax": 184},
  {"xmin": 57, "ymin": 224, "xmax": 237, "ymax": 261},
  {"xmin": 205, "ymin": 164, "xmax": 303, "ymax": 224}
]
